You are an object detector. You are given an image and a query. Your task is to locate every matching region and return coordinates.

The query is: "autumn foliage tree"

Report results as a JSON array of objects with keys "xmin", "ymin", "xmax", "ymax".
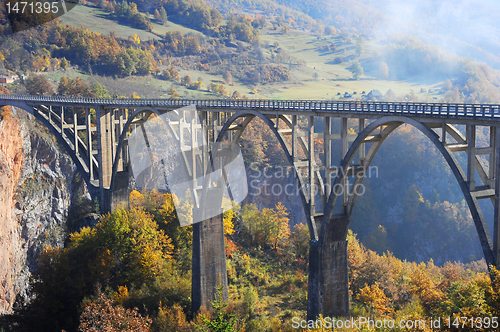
[
  {"xmin": 238, "ymin": 117, "xmax": 288, "ymax": 166},
  {"xmin": 181, "ymin": 73, "xmax": 193, "ymax": 87},
  {"xmin": 220, "ymin": 15, "xmax": 259, "ymax": 42},
  {"xmin": 78, "ymin": 294, "xmax": 151, "ymax": 332},
  {"xmin": 25, "ymin": 75, "xmax": 54, "ymax": 95},
  {"xmin": 21, "ymin": 208, "xmax": 174, "ymax": 332},
  {"xmin": 129, "ymin": 190, "xmax": 196, "ymax": 272},
  {"xmin": 168, "ymin": 87, "xmax": 180, "ymax": 99},
  {"xmin": 161, "ymin": 65, "xmax": 180, "ymax": 81},
  {"xmin": 113, "ymin": 1, "xmax": 153, "ymax": 32},
  {"xmin": 238, "ymin": 203, "xmax": 290, "ymax": 251},
  {"xmin": 209, "ymin": 82, "xmax": 228, "ymax": 97},
  {"xmin": 0, "ymin": 86, "xmax": 12, "ymax": 121},
  {"xmin": 289, "ymin": 223, "xmax": 309, "ymax": 261},
  {"xmin": 163, "ymin": 32, "xmax": 201, "ymax": 56},
  {"xmin": 58, "ymin": 76, "xmax": 94, "ymax": 97},
  {"xmin": 356, "ymin": 283, "xmax": 393, "ymax": 316},
  {"xmin": 409, "ymin": 263, "xmax": 444, "ymax": 313},
  {"xmin": 154, "ymin": 303, "xmax": 192, "ymax": 332}
]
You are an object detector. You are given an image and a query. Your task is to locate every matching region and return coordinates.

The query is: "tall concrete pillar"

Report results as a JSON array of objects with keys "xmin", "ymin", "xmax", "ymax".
[
  {"xmin": 99, "ymin": 107, "xmax": 113, "ymax": 188},
  {"xmin": 494, "ymin": 126, "xmax": 500, "ymax": 267},
  {"xmin": 110, "ymin": 171, "xmax": 130, "ymax": 212},
  {"xmin": 307, "ymin": 239, "xmax": 350, "ymax": 320},
  {"xmin": 96, "ymin": 106, "xmax": 114, "ymax": 212},
  {"xmin": 192, "ymin": 213, "xmax": 228, "ymax": 312}
]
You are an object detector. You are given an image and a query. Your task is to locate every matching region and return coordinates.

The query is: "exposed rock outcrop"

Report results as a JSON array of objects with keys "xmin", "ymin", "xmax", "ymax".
[
  {"xmin": 0, "ymin": 115, "xmax": 24, "ymax": 313},
  {"xmin": 0, "ymin": 109, "xmax": 80, "ymax": 313}
]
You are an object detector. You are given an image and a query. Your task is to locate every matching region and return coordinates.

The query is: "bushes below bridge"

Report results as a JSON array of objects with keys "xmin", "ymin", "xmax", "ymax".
[{"xmin": 0, "ymin": 188, "xmax": 498, "ymax": 332}]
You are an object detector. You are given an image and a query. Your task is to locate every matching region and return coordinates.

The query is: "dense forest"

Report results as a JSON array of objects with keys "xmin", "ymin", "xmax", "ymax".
[
  {"xmin": 0, "ymin": 11, "xmax": 289, "ymax": 98},
  {"xmin": 0, "ymin": 189, "xmax": 495, "ymax": 332}
]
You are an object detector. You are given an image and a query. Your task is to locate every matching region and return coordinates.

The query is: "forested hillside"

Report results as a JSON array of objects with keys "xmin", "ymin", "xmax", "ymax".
[
  {"xmin": 252, "ymin": 0, "xmax": 500, "ymax": 69},
  {"xmin": 235, "ymin": 115, "xmax": 487, "ymax": 265},
  {"xmin": 0, "ymin": 190, "xmax": 494, "ymax": 331},
  {"xmin": 350, "ymin": 124, "xmax": 485, "ymax": 265}
]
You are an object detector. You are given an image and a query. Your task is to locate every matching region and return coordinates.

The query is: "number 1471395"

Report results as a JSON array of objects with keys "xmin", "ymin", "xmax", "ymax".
[
  {"xmin": 444, "ymin": 316, "xmax": 498, "ymax": 329},
  {"xmin": 5, "ymin": 1, "xmax": 59, "ymax": 14}
]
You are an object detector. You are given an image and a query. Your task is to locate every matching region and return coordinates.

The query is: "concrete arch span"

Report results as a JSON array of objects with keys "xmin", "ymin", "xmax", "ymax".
[
  {"xmin": 322, "ymin": 116, "xmax": 495, "ymax": 266},
  {"xmin": 109, "ymin": 107, "xmax": 197, "ymax": 210},
  {"xmin": 0, "ymin": 100, "xmax": 96, "ymax": 188},
  {"xmin": 216, "ymin": 110, "xmax": 319, "ymax": 240},
  {"xmin": 307, "ymin": 116, "xmax": 498, "ymax": 320}
]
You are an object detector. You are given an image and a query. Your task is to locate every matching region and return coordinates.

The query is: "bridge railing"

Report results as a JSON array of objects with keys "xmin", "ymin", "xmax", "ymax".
[{"xmin": 1, "ymin": 94, "xmax": 499, "ymax": 120}]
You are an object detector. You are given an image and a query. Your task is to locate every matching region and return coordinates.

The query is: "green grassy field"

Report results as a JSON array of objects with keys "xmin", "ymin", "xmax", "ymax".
[
  {"xmin": 60, "ymin": 4, "xmax": 201, "ymax": 40},
  {"xmin": 257, "ymin": 27, "xmax": 444, "ymax": 100},
  {"xmin": 57, "ymin": 4, "xmax": 445, "ymax": 101},
  {"xmin": 44, "ymin": 68, "xmax": 90, "ymax": 82}
]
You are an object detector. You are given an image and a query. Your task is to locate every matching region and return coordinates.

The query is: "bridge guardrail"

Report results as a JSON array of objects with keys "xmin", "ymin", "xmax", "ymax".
[{"xmin": 1, "ymin": 94, "xmax": 500, "ymax": 120}]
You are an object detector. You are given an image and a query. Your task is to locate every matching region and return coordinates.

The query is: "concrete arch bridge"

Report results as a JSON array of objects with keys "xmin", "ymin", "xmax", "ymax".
[{"xmin": 1, "ymin": 94, "xmax": 500, "ymax": 319}]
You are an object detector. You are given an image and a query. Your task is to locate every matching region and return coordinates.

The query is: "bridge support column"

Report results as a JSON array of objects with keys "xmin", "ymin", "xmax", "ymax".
[
  {"xmin": 110, "ymin": 171, "xmax": 130, "ymax": 212},
  {"xmin": 97, "ymin": 106, "xmax": 114, "ymax": 212},
  {"xmin": 307, "ymin": 239, "xmax": 350, "ymax": 321},
  {"xmin": 192, "ymin": 213, "xmax": 228, "ymax": 313},
  {"xmin": 494, "ymin": 126, "xmax": 500, "ymax": 267}
]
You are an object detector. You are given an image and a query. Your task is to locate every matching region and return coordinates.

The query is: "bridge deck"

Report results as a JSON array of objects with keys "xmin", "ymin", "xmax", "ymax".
[{"xmin": 1, "ymin": 94, "xmax": 500, "ymax": 124}]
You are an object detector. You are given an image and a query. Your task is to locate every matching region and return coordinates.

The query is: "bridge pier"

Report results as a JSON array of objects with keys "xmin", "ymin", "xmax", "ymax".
[
  {"xmin": 110, "ymin": 171, "xmax": 130, "ymax": 212},
  {"xmin": 97, "ymin": 106, "xmax": 114, "ymax": 212},
  {"xmin": 191, "ymin": 212, "xmax": 228, "ymax": 312},
  {"xmin": 307, "ymin": 239, "xmax": 350, "ymax": 321}
]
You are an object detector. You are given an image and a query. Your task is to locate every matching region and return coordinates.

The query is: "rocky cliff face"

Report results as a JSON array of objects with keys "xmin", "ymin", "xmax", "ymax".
[
  {"xmin": 0, "ymin": 109, "xmax": 79, "ymax": 314},
  {"xmin": 0, "ymin": 114, "xmax": 24, "ymax": 314}
]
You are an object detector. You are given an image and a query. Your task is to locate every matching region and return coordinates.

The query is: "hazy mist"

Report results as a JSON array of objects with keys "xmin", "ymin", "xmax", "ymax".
[{"xmin": 302, "ymin": 0, "xmax": 500, "ymax": 69}]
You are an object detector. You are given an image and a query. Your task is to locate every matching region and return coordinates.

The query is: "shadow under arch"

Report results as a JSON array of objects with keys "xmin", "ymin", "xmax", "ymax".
[
  {"xmin": 109, "ymin": 106, "xmax": 187, "ymax": 210},
  {"xmin": 215, "ymin": 110, "xmax": 318, "ymax": 241},
  {"xmin": 322, "ymin": 116, "xmax": 495, "ymax": 268}
]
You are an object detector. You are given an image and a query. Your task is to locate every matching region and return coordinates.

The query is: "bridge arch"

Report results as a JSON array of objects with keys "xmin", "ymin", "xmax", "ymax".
[
  {"xmin": 0, "ymin": 100, "xmax": 36, "ymax": 116},
  {"xmin": 0, "ymin": 100, "xmax": 95, "ymax": 187},
  {"xmin": 109, "ymin": 106, "xmax": 196, "ymax": 208},
  {"xmin": 322, "ymin": 116, "xmax": 495, "ymax": 267},
  {"xmin": 216, "ymin": 110, "xmax": 319, "ymax": 240}
]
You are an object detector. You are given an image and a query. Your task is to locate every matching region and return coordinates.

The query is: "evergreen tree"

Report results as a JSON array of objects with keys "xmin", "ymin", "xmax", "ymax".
[
  {"xmin": 160, "ymin": 6, "xmax": 168, "ymax": 25},
  {"xmin": 195, "ymin": 286, "xmax": 242, "ymax": 332},
  {"xmin": 154, "ymin": 8, "xmax": 161, "ymax": 22},
  {"xmin": 60, "ymin": 57, "xmax": 68, "ymax": 70}
]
